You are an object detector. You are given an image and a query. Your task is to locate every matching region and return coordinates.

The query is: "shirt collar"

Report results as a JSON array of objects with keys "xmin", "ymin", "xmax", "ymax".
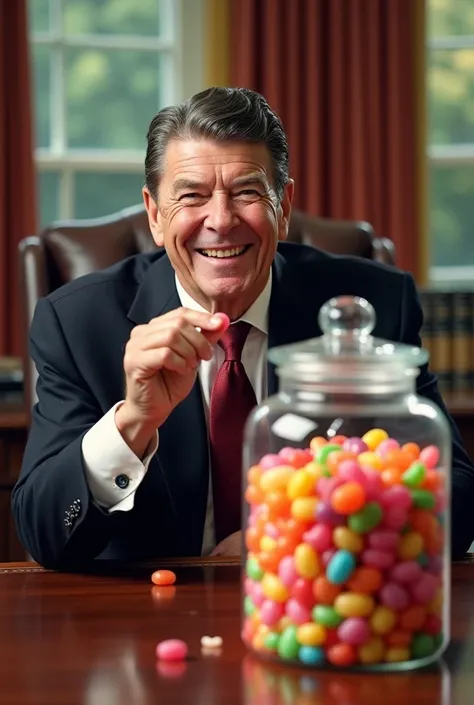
[{"xmin": 175, "ymin": 270, "xmax": 271, "ymax": 335}]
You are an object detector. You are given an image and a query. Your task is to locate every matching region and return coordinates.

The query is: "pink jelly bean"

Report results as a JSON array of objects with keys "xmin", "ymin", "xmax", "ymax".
[
  {"xmin": 316, "ymin": 502, "xmax": 346, "ymax": 526},
  {"xmin": 279, "ymin": 447, "xmax": 313, "ymax": 468},
  {"xmin": 428, "ymin": 556, "xmax": 443, "ymax": 575},
  {"xmin": 381, "ymin": 485, "xmax": 413, "ymax": 511},
  {"xmin": 419, "ymin": 445, "xmax": 440, "ymax": 469},
  {"xmin": 390, "ymin": 561, "xmax": 423, "ymax": 584},
  {"xmin": 244, "ymin": 578, "xmax": 255, "ymax": 596},
  {"xmin": 260, "ymin": 454, "xmax": 283, "ymax": 470},
  {"xmin": 380, "ymin": 582, "xmax": 410, "ymax": 611},
  {"xmin": 435, "ymin": 489, "xmax": 447, "ymax": 513},
  {"xmin": 362, "ymin": 549, "xmax": 396, "ymax": 570},
  {"xmin": 322, "ymin": 549, "xmax": 337, "ymax": 567},
  {"xmin": 382, "ymin": 507, "xmax": 408, "ymax": 531},
  {"xmin": 412, "ymin": 573, "xmax": 439, "ymax": 604},
  {"xmin": 368, "ymin": 529, "xmax": 399, "ymax": 552},
  {"xmin": 362, "ymin": 468, "xmax": 384, "ymax": 501},
  {"xmin": 303, "ymin": 524, "xmax": 333, "ymax": 553},
  {"xmin": 278, "ymin": 556, "xmax": 298, "ymax": 587},
  {"xmin": 317, "ymin": 476, "xmax": 344, "ymax": 500},
  {"xmin": 252, "ymin": 583, "xmax": 265, "ymax": 608},
  {"xmin": 376, "ymin": 438, "xmax": 400, "ymax": 457},
  {"xmin": 338, "ymin": 460, "xmax": 367, "ymax": 485},
  {"xmin": 260, "ymin": 600, "xmax": 284, "ymax": 626},
  {"xmin": 156, "ymin": 639, "xmax": 188, "ymax": 662},
  {"xmin": 265, "ymin": 522, "xmax": 280, "ymax": 539},
  {"xmin": 343, "ymin": 437, "xmax": 369, "ymax": 454},
  {"xmin": 286, "ymin": 599, "xmax": 311, "ymax": 625},
  {"xmin": 337, "ymin": 618, "xmax": 370, "ymax": 646}
]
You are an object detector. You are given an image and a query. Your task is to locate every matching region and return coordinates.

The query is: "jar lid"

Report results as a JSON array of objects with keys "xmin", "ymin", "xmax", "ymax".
[{"xmin": 268, "ymin": 295, "xmax": 428, "ymax": 371}]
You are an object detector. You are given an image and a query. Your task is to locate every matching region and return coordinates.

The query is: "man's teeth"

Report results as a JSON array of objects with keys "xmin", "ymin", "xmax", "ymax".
[{"xmin": 200, "ymin": 246, "xmax": 247, "ymax": 258}]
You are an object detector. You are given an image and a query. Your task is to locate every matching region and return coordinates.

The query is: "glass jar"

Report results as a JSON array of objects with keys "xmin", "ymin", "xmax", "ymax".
[{"xmin": 241, "ymin": 296, "xmax": 450, "ymax": 671}]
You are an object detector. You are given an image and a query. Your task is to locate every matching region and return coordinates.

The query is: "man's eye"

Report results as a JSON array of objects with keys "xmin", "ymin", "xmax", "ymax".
[
  {"xmin": 235, "ymin": 189, "xmax": 260, "ymax": 197},
  {"xmin": 179, "ymin": 193, "xmax": 201, "ymax": 201}
]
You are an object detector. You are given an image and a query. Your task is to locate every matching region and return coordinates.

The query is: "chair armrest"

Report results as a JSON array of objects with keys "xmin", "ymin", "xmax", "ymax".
[{"xmin": 372, "ymin": 237, "xmax": 396, "ymax": 266}]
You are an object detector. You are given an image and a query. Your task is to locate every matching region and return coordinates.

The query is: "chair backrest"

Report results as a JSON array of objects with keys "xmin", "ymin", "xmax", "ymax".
[{"xmin": 19, "ymin": 204, "xmax": 395, "ymax": 408}]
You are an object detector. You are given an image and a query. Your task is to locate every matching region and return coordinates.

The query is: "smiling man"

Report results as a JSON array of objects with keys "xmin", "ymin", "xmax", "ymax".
[{"xmin": 12, "ymin": 87, "xmax": 474, "ymax": 567}]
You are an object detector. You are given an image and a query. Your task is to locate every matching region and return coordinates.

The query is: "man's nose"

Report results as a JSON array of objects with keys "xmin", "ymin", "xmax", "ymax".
[{"xmin": 203, "ymin": 194, "xmax": 240, "ymax": 235}]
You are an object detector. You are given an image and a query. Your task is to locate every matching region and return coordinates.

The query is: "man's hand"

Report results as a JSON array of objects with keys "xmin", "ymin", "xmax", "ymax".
[
  {"xmin": 115, "ymin": 308, "xmax": 229, "ymax": 458},
  {"xmin": 210, "ymin": 530, "xmax": 242, "ymax": 557}
]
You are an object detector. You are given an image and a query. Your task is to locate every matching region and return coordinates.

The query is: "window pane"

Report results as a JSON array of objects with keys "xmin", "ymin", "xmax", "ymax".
[
  {"xmin": 66, "ymin": 49, "xmax": 165, "ymax": 149},
  {"xmin": 74, "ymin": 172, "xmax": 144, "ymax": 219},
  {"xmin": 31, "ymin": 45, "xmax": 51, "ymax": 148},
  {"xmin": 28, "ymin": 0, "xmax": 50, "ymax": 33},
  {"xmin": 38, "ymin": 171, "xmax": 61, "ymax": 227},
  {"xmin": 63, "ymin": 0, "xmax": 160, "ymax": 36},
  {"xmin": 428, "ymin": 0, "xmax": 474, "ymax": 38},
  {"xmin": 429, "ymin": 164, "xmax": 474, "ymax": 267},
  {"xmin": 428, "ymin": 48, "xmax": 474, "ymax": 145}
]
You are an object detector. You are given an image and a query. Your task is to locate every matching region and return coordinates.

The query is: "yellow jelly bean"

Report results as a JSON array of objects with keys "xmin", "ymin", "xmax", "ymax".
[
  {"xmin": 260, "ymin": 535, "xmax": 277, "ymax": 553},
  {"xmin": 370, "ymin": 606, "xmax": 397, "ymax": 635},
  {"xmin": 294, "ymin": 543, "xmax": 321, "ymax": 579},
  {"xmin": 362, "ymin": 428, "xmax": 389, "ymax": 451},
  {"xmin": 334, "ymin": 593, "xmax": 375, "ymax": 618},
  {"xmin": 261, "ymin": 573, "xmax": 289, "ymax": 603},
  {"xmin": 385, "ymin": 647, "xmax": 410, "ymax": 663},
  {"xmin": 287, "ymin": 469, "xmax": 315, "ymax": 499},
  {"xmin": 296, "ymin": 622, "xmax": 327, "ymax": 647},
  {"xmin": 278, "ymin": 616, "xmax": 293, "ymax": 632},
  {"xmin": 333, "ymin": 527, "xmax": 364, "ymax": 553},
  {"xmin": 291, "ymin": 497, "xmax": 318, "ymax": 522},
  {"xmin": 398, "ymin": 532, "xmax": 424, "ymax": 560},
  {"xmin": 252, "ymin": 632, "xmax": 268, "ymax": 650},
  {"xmin": 357, "ymin": 451, "xmax": 384, "ymax": 471},
  {"xmin": 358, "ymin": 636, "xmax": 385, "ymax": 664},
  {"xmin": 304, "ymin": 461, "xmax": 324, "ymax": 481},
  {"xmin": 250, "ymin": 610, "xmax": 261, "ymax": 628},
  {"xmin": 260, "ymin": 466, "xmax": 294, "ymax": 493},
  {"xmin": 428, "ymin": 588, "xmax": 443, "ymax": 616}
]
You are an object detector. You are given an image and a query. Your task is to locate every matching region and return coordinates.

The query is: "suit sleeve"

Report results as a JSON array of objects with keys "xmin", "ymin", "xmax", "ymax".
[
  {"xmin": 399, "ymin": 273, "xmax": 474, "ymax": 559},
  {"xmin": 11, "ymin": 297, "xmax": 130, "ymax": 568}
]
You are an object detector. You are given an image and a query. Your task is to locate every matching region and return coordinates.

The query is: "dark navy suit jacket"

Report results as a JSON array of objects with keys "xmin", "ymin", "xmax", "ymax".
[{"xmin": 12, "ymin": 243, "xmax": 474, "ymax": 567}]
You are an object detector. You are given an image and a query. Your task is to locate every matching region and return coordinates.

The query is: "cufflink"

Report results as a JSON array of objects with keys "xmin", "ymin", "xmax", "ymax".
[
  {"xmin": 114, "ymin": 474, "xmax": 130, "ymax": 489},
  {"xmin": 64, "ymin": 499, "xmax": 81, "ymax": 527}
]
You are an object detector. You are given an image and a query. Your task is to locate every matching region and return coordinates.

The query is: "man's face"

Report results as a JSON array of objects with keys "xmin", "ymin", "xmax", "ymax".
[{"xmin": 143, "ymin": 139, "xmax": 293, "ymax": 318}]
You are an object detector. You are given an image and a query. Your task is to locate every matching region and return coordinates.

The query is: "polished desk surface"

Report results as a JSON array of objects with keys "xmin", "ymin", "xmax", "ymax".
[{"xmin": 0, "ymin": 557, "xmax": 473, "ymax": 705}]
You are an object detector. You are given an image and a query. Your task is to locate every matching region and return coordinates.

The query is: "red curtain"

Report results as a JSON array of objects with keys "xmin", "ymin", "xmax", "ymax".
[
  {"xmin": 0, "ymin": 0, "xmax": 37, "ymax": 356},
  {"xmin": 230, "ymin": 0, "xmax": 424, "ymax": 275}
]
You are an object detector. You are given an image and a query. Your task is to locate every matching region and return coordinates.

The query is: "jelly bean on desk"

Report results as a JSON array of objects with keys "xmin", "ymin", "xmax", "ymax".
[
  {"xmin": 151, "ymin": 570, "xmax": 177, "ymax": 586},
  {"xmin": 156, "ymin": 639, "xmax": 188, "ymax": 662}
]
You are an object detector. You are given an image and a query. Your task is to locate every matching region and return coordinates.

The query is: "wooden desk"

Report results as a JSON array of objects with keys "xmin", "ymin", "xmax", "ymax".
[{"xmin": 0, "ymin": 557, "xmax": 473, "ymax": 704}]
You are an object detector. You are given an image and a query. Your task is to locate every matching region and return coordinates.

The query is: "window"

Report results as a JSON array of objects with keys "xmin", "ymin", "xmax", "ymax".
[
  {"xmin": 428, "ymin": 0, "xmax": 474, "ymax": 283},
  {"xmin": 29, "ymin": 0, "xmax": 183, "ymax": 226}
]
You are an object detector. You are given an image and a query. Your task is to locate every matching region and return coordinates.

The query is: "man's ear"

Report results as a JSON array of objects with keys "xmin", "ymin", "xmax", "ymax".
[
  {"xmin": 143, "ymin": 186, "xmax": 164, "ymax": 247},
  {"xmin": 277, "ymin": 179, "xmax": 295, "ymax": 242}
]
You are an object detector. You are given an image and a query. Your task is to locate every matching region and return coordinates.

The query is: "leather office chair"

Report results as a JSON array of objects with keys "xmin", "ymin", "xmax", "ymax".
[{"xmin": 19, "ymin": 204, "xmax": 395, "ymax": 408}]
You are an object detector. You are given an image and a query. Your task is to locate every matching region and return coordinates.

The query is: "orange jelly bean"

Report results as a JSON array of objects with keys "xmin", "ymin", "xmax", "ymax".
[
  {"xmin": 401, "ymin": 442, "xmax": 421, "ymax": 461},
  {"xmin": 385, "ymin": 630, "xmax": 412, "ymax": 648},
  {"xmin": 245, "ymin": 484, "xmax": 264, "ymax": 505},
  {"xmin": 399, "ymin": 605, "xmax": 426, "ymax": 632},
  {"xmin": 347, "ymin": 567, "xmax": 383, "ymax": 594},
  {"xmin": 381, "ymin": 467, "xmax": 404, "ymax": 486},
  {"xmin": 247, "ymin": 465, "xmax": 262, "ymax": 486},
  {"xmin": 151, "ymin": 570, "xmax": 177, "ymax": 586},
  {"xmin": 313, "ymin": 576, "xmax": 342, "ymax": 604},
  {"xmin": 266, "ymin": 491, "xmax": 292, "ymax": 517},
  {"xmin": 383, "ymin": 449, "xmax": 412, "ymax": 471},
  {"xmin": 331, "ymin": 482, "xmax": 366, "ymax": 514},
  {"xmin": 245, "ymin": 527, "xmax": 262, "ymax": 553},
  {"xmin": 327, "ymin": 643, "xmax": 357, "ymax": 666}
]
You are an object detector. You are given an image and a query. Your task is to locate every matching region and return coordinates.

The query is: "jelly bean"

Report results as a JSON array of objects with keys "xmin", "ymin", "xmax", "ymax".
[
  {"xmin": 327, "ymin": 643, "xmax": 357, "ymax": 666},
  {"xmin": 261, "ymin": 574, "xmax": 289, "ymax": 602},
  {"xmin": 427, "ymin": 555, "xmax": 443, "ymax": 575},
  {"xmin": 376, "ymin": 438, "xmax": 400, "ymax": 457},
  {"xmin": 303, "ymin": 524, "xmax": 333, "ymax": 552},
  {"xmin": 331, "ymin": 482, "xmax": 366, "ymax": 514},
  {"xmin": 294, "ymin": 543, "xmax": 321, "ymax": 579},
  {"xmin": 385, "ymin": 647, "xmax": 410, "ymax": 663},
  {"xmin": 327, "ymin": 550, "xmax": 356, "ymax": 584},
  {"xmin": 278, "ymin": 616, "xmax": 293, "ymax": 632},
  {"xmin": 278, "ymin": 555, "xmax": 298, "ymax": 587},
  {"xmin": 312, "ymin": 605, "xmax": 343, "ymax": 628},
  {"xmin": 361, "ymin": 549, "xmax": 396, "ymax": 570},
  {"xmin": 381, "ymin": 485, "xmax": 412, "ymax": 511},
  {"xmin": 298, "ymin": 645, "xmax": 325, "ymax": 665},
  {"xmin": 245, "ymin": 484, "xmax": 265, "ymax": 505},
  {"xmin": 358, "ymin": 451, "xmax": 385, "ymax": 471},
  {"xmin": 290, "ymin": 578, "xmax": 315, "ymax": 608},
  {"xmin": 245, "ymin": 527, "xmax": 261, "ymax": 553},
  {"xmin": 343, "ymin": 437, "xmax": 369, "ymax": 454},
  {"xmin": 422, "ymin": 469, "xmax": 441, "ymax": 491},
  {"xmin": 265, "ymin": 522, "xmax": 280, "ymax": 539},
  {"xmin": 316, "ymin": 502, "xmax": 346, "ymax": 526},
  {"xmin": 296, "ymin": 622, "xmax": 327, "ymax": 646},
  {"xmin": 279, "ymin": 447, "xmax": 312, "ymax": 468},
  {"xmin": 379, "ymin": 582, "xmax": 409, "ymax": 611},
  {"xmin": 260, "ymin": 454, "xmax": 283, "ymax": 470},
  {"xmin": 370, "ymin": 605, "xmax": 397, "ymax": 635},
  {"xmin": 386, "ymin": 630, "xmax": 412, "ymax": 648},
  {"xmin": 322, "ymin": 548, "xmax": 337, "ymax": 567},
  {"xmin": 417, "ymin": 552, "xmax": 430, "ymax": 568},
  {"xmin": 362, "ymin": 428, "xmax": 389, "ymax": 451},
  {"xmin": 358, "ymin": 636, "xmax": 385, "ymax": 664},
  {"xmin": 317, "ymin": 476, "xmax": 344, "ymax": 499},
  {"xmin": 337, "ymin": 459, "xmax": 367, "ymax": 485},
  {"xmin": 402, "ymin": 462, "xmax": 426, "ymax": 487},
  {"xmin": 333, "ymin": 527, "xmax": 364, "ymax": 553},
  {"xmin": 264, "ymin": 631, "xmax": 280, "ymax": 650},
  {"xmin": 260, "ymin": 467, "xmax": 294, "ymax": 493},
  {"xmin": 334, "ymin": 593, "xmax": 375, "ymax": 618},
  {"xmin": 310, "ymin": 436, "xmax": 328, "ymax": 452},
  {"xmin": 291, "ymin": 497, "xmax": 318, "ymax": 522},
  {"xmin": 411, "ymin": 633, "xmax": 435, "ymax": 659},
  {"xmin": 424, "ymin": 614, "xmax": 442, "ymax": 635},
  {"xmin": 383, "ymin": 449, "xmax": 413, "ymax": 471},
  {"xmin": 252, "ymin": 583, "xmax": 265, "ymax": 608},
  {"xmin": 151, "ymin": 570, "xmax": 177, "ymax": 586},
  {"xmin": 244, "ymin": 596, "xmax": 256, "ymax": 616},
  {"xmin": 286, "ymin": 598, "xmax": 312, "ymax": 625},
  {"xmin": 277, "ymin": 625, "xmax": 300, "ymax": 660},
  {"xmin": 327, "ymin": 450, "xmax": 357, "ymax": 473},
  {"xmin": 362, "ymin": 468, "xmax": 384, "ymax": 500},
  {"xmin": 332, "ymin": 434, "xmax": 348, "ymax": 445},
  {"xmin": 260, "ymin": 535, "xmax": 277, "ymax": 553},
  {"xmin": 398, "ymin": 532, "xmax": 424, "ymax": 560},
  {"xmin": 411, "ymin": 573, "xmax": 438, "ymax": 604},
  {"xmin": 246, "ymin": 557, "xmax": 264, "ymax": 581},
  {"xmin": 348, "ymin": 502, "xmax": 383, "ymax": 533},
  {"xmin": 287, "ymin": 470, "xmax": 315, "ymax": 499},
  {"xmin": 368, "ymin": 529, "xmax": 399, "ymax": 551},
  {"xmin": 156, "ymin": 639, "xmax": 188, "ymax": 662},
  {"xmin": 399, "ymin": 605, "xmax": 426, "ymax": 631},
  {"xmin": 247, "ymin": 465, "xmax": 262, "ymax": 487},
  {"xmin": 390, "ymin": 560, "xmax": 423, "ymax": 584},
  {"xmin": 316, "ymin": 444, "xmax": 343, "ymax": 466},
  {"xmin": 260, "ymin": 600, "xmax": 284, "ymax": 626},
  {"xmin": 337, "ymin": 617, "xmax": 370, "ymax": 645},
  {"xmin": 381, "ymin": 467, "xmax": 404, "ymax": 487},
  {"xmin": 401, "ymin": 442, "xmax": 421, "ymax": 461},
  {"xmin": 347, "ymin": 567, "xmax": 383, "ymax": 594},
  {"xmin": 419, "ymin": 445, "xmax": 440, "ymax": 469},
  {"xmin": 382, "ymin": 507, "xmax": 408, "ymax": 531},
  {"xmin": 304, "ymin": 460, "xmax": 324, "ymax": 481},
  {"xmin": 411, "ymin": 489, "xmax": 436, "ymax": 510},
  {"xmin": 258, "ymin": 550, "xmax": 282, "ymax": 574},
  {"xmin": 313, "ymin": 576, "xmax": 342, "ymax": 604}
]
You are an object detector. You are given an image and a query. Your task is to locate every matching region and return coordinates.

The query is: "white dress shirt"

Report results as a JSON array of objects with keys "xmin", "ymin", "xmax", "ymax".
[{"xmin": 82, "ymin": 272, "xmax": 272, "ymax": 555}]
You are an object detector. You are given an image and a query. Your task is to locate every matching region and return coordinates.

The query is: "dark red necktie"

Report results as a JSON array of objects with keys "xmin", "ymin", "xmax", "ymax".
[{"xmin": 209, "ymin": 322, "xmax": 257, "ymax": 543}]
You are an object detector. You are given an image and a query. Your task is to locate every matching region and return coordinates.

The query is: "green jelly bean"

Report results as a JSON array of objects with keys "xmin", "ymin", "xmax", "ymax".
[
  {"xmin": 433, "ymin": 633, "xmax": 444, "ymax": 650},
  {"xmin": 411, "ymin": 489, "xmax": 436, "ymax": 510},
  {"xmin": 316, "ymin": 444, "xmax": 342, "ymax": 465},
  {"xmin": 246, "ymin": 557, "xmax": 264, "ymax": 581},
  {"xmin": 312, "ymin": 605, "xmax": 343, "ymax": 628},
  {"xmin": 417, "ymin": 552, "xmax": 429, "ymax": 567},
  {"xmin": 402, "ymin": 461, "xmax": 426, "ymax": 488},
  {"xmin": 411, "ymin": 633, "xmax": 435, "ymax": 659},
  {"xmin": 348, "ymin": 502, "xmax": 383, "ymax": 533},
  {"xmin": 244, "ymin": 596, "xmax": 256, "ymax": 617},
  {"xmin": 277, "ymin": 626, "xmax": 300, "ymax": 661},
  {"xmin": 264, "ymin": 632, "xmax": 280, "ymax": 651}
]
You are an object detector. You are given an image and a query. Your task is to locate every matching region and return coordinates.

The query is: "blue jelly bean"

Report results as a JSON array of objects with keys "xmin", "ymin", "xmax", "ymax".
[
  {"xmin": 326, "ymin": 549, "xmax": 356, "ymax": 584},
  {"xmin": 299, "ymin": 646, "xmax": 325, "ymax": 666}
]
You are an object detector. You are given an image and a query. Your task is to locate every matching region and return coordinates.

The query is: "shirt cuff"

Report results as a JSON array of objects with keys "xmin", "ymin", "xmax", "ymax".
[{"xmin": 81, "ymin": 401, "xmax": 158, "ymax": 512}]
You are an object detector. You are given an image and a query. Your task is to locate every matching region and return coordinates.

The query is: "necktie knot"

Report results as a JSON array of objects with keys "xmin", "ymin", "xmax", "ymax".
[{"xmin": 218, "ymin": 321, "xmax": 252, "ymax": 361}]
